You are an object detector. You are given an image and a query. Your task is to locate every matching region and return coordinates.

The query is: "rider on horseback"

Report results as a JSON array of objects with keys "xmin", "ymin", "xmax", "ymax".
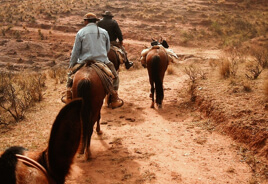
[
  {"xmin": 64, "ymin": 12, "xmax": 123, "ymax": 109},
  {"xmin": 97, "ymin": 11, "xmax": 133, "ymax": 69}
]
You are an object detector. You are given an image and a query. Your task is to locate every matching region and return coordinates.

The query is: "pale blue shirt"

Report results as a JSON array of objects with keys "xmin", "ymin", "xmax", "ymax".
[{"xmin": 69, "ymin": 23, "xmax": 110, "ymax": 68}]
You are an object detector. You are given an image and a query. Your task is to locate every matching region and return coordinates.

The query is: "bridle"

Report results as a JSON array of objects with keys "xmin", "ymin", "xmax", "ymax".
[{"xmin": 15, "ymin": 154, "xmax": 51, "ymax": 182}]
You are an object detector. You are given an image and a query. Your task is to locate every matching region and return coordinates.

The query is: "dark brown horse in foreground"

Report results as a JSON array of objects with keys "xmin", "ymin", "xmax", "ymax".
[
  {"xmin": 146, "ymin": 46, "xmax": 169, "ymax": 108},
  {"xmin": 0, "ymin": 99, "xmax": 82, "ymax": 184},
  {"xmin": 71, "ymin": 62, "xmax": 106, "ymax": 160}
]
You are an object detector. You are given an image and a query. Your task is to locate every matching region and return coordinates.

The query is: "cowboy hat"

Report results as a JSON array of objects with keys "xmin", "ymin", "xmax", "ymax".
[
  {"xmin": 102, "ymin": 11, "xmax": 114, "ymax": 17},
  {"xmin": 83, "ymin": 13, "xmax": 100, "ymax": 21}
]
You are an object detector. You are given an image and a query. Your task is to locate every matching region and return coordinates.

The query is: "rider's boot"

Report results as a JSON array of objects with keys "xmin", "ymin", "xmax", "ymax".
[
  {"xmin": 123, "ymin": 52, "xmax": 133, "ymax": 70},
  {"xmin": 62, "ymin": 75, "xmax": 73, "ymax": 103},
  {"xmin": 110, "ymin": 91, "xmax": 124, "ymax": 109},
  {"xmin": 125, "ymin": 59, "xmax": 133, "ymax": 69},
  {"xmin": 66, "ymin": 88, "xmax": 72, "ymax": 101}
]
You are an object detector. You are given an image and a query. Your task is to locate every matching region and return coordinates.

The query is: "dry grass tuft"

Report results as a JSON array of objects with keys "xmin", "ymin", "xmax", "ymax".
[
  {"xmin": 48, "ymin": 67, "xmax": 67, "ymax": 84},
  {"xmin": 0, "ymin": 71, "xmax": 46, "ymax": 123},
  {"xmin": 184, "ymin": 65, "xmax": 206, "ymax": 101},
  {"xmin": 219, "ymin": 58, "xmax": 231, "ymax": 78},
  {"xmin": 167, "ymin": 65, "xmax": 176, "ymax": 75},
  {"xmin": 243, "ymin": 81, "xmax": 252, "ymax": 93},
  {"xmin": 245, "ymin": 60, "xmax": 263, "ymax": 80}
]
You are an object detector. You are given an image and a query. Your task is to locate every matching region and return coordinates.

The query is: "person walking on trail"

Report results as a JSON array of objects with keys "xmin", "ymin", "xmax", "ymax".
[
  {"xmin": 97, "ymin": 11, "xmax": 133, "ymax": 69},
  {"xmin": 64, "ymin": 12, "xmax": 123, "ymax": 109}
]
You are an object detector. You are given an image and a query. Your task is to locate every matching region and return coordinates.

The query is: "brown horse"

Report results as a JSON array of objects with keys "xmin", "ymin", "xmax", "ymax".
[
  {"xmin": 71, "ymin": 62, "xmax": 106, "ymax": 160},
  {"xmin": 108, "ymin": 48, "xmax": 121, "ymax": 71},
  {"xmin": 0, "ymin": 99, "xmax": 82, "ymax": 184},
  {"xmin": 146, "ymin": 46, "xmax": 169, "ymax": 108}
]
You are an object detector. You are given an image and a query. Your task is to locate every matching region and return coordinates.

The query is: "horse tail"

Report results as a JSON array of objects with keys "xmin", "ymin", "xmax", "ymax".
[
  {"xmin": 152, "ymin": 55, "xmax": 164, "ymax": 105},
  {"xmin": 77, "ymin": 79, "xmax": 92, "ymax": 153}
]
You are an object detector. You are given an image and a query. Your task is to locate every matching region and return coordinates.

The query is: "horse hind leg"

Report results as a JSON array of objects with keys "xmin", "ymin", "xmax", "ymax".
[
  {"xmin": 150, "ymin": 83, "xmax": 155, "ymax": 108},
  {"xmin": 96, "ymin": 114, "xmax": 103, "ymax": 135},
  {"xmin": 85, "ymin": 127, "xmax": 93, "ymax": 161}
]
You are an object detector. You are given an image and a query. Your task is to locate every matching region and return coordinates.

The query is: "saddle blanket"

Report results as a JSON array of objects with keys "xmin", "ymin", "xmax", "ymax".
[
  {"xmin": 94, "ymin": 61, "xmax": 115, "ymax": 79},
  {"xmin": 111, "ymin": 46, "xmax": 124, "ymax": 64}
]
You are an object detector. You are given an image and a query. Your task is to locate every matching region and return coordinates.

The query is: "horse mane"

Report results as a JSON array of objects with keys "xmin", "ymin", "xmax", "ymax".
[{"xmin": 0, "ymin": 146, "xmax": 26, "ymax": 184}]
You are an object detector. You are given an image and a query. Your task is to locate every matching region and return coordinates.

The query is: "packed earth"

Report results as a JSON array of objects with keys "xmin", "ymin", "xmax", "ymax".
[{"xmin": 0, "ymin": 0, "xmax": 267, "ymax": 183}]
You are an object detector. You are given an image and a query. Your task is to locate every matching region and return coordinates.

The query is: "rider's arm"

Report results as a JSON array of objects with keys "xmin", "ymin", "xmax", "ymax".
[
  {"xmin": 69, "ymin": 32, "xmax": 82, "ymax": 68},
  {"xmin": 113, "ymin": 20, "xmax": 123, "ymax": 42},
  {"xmin": 105, "ymin": 31, "xmax": 111, "ymax": 53}
]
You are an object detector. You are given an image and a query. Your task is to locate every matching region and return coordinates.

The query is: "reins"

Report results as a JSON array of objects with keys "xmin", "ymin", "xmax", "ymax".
[{"xmin": 15, "ymin": 154, "xmax": 50, "ymax": 181}]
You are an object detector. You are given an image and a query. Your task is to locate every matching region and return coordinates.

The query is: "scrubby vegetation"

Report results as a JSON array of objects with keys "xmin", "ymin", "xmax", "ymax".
[{"xmin": 0, "ymin": 71, "xmax": 46, "ymax": 123}]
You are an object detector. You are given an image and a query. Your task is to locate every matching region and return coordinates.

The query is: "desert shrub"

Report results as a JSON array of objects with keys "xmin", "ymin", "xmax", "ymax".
[
  {"xmin": 48, "ymin": 67, "xmax": 67, "ymax": 84},
  {"xmin": 210, "ymin": 21, "xmax": 223, "ymax": 36},
  {"xmin": 251, "ymin": 47, "xmax": 268, "ymax": 69},
  {"xmin": 242, "ymin": 81, "xmax": 252, "ymax": 92},
  {"xmin": 0, "ymin": 71, "xmax": 46, "ymax": 122},
  {"xmin": 184, "ymin": 65, "xmax": 206, "ymax": 101},
  {"xmin": 219, "ymin": 59, "xmax": 231, "ymax": 78},
  {"xmin": 38, "ymin": 29, "xmax": 44, "ymax": 40},
  {"xmin": 219, "ymin": 48, "xmax": 242, "ymax": 78},
  {"xmin": 245, "ymin": 60, "xmax": 263, "ymax": 80},
  {"xmin": 180, "ymin": 31, "xmax": 195, "ymax": 45}
]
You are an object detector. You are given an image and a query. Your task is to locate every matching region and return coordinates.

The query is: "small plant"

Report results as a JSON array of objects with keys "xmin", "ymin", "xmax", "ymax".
[
  {"xmin": 245, "ymin": 60, "xmax": 263, "ymax": 80},
  {"xmin": 219, "ymin": 49, "xmax": 241, "ymax": 79},
  {"xmin": 251, "ymin": 47, "xmax": 268, "ymax": 69},
  {"xmin": 48, "ymin": 67, "xmax": 67, "ymax": 84},
  {"xmin": 1, "ymin": 28, "xmax": 6, "ymax": 36},
  {"xmin": 219, "ymin": 59, "xmax": 231, "ymax": 78},
  {"xmin": 0, "ymin": 71, "xmax": 46, "ymax": 122},
  {"xmin": 38, "ymin": 29, "xmax": 44, "ymax": 40},
  {"xmin": 184, "ymin": 65, "xmax": 198, "ymax": 101}
]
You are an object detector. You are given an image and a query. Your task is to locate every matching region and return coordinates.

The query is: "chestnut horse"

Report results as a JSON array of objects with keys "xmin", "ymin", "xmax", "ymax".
[
  {"xmin": 0, "ymin": 99, "xmax": 82, "ymax": 184},
  {"xmin": 146, "ymin": 46, "xmax": 169, "ymax": 108},
  {"xmin": 108, "ymin": 49, "xmax": 121, "ymax": 71},
  {"xmin": 71, "ymin": 62, "xmax": 106, "ymax": 160}
]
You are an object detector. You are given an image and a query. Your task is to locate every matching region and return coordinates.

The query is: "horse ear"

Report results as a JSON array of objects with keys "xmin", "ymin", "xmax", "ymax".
[{"xmin": 47, "ymin": 99, "xmax": 82, "ymax": 183}]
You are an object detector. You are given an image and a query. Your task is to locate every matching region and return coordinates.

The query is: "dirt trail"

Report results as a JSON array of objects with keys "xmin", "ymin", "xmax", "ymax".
[
  {"xmin": 0, "ymin": 34, "xmax": 257, "ymax": 183},
  {"xmin": 64, "ymin": 67, "xmax": 253, "ymax": 184}
]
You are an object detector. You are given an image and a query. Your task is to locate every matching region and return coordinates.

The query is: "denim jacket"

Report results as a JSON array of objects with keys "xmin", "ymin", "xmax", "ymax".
[{"xmin": 69, "ymin": 23, "xmax": 110, "ymax": 68}]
